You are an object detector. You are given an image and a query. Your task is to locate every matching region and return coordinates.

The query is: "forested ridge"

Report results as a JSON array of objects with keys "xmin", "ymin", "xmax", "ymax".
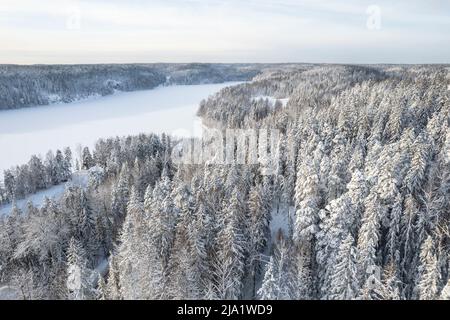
[
  {"xmin": 0, "ymin": 63, "xmax": 279, "ymax": 110},
  {"xmin": 0, "ymin": 64, "xmax": 449, "ymax": 300}
]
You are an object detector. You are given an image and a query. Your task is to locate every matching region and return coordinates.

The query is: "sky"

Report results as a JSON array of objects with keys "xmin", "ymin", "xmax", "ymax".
[{"xmin": 0, "ymin": 0, "xmax": 449, "ymax": 64}]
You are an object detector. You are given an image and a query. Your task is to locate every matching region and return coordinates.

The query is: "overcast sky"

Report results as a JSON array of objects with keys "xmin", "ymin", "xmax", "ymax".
[{"xmin": 0, "ymin": 0, "xmax": 449, "ymax": 64}]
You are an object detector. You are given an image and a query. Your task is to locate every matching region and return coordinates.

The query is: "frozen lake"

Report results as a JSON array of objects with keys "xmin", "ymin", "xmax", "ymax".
[{"xmin": 0, "ymin": 82, "xmax": 239, "ymax": 173}]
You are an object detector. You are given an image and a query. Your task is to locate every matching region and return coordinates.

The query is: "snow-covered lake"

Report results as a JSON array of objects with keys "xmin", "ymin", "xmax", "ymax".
[{"xmin": 0, "ymin": 82, "xmax": 239, "ymax": 173}]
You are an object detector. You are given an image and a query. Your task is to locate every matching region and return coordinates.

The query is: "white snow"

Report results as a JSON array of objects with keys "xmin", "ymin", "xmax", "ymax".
[
  {"xmin": 0, "ymin": 170, "xmax": 89, "ymax": 216},
  {"xmin": 0, "ymin": 184, "xmax": 64, "ymax": 216},
  {"xmin": 94, "ymin": 258, "xmax": 109, "ymax": 277},
  {"xmin": 0, "ymin": 285, "xmax": 19, "ymax": 300},
  {"xmin": 269, "ymin": 205, "xmax": 294, "ymax": 240},
  {"xmin": 70, "ymin": 170, "xmax": 90, "ymax": 188},
  {"xmin": 251, "ymin": 95, "xmax": 289, "ymax": 108},
  {"xmin": 0, "ymin": 82, "xmax": 241, "ymax": 174},
  {"xmin": 89, "ymin": 257, "xmax": 110, "ymax": 286}
]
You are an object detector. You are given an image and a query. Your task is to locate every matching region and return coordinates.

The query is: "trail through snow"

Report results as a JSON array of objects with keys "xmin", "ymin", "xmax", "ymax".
[{"xmin": 0, "ymin": 171, "xmax": 89, "ymax": 216}]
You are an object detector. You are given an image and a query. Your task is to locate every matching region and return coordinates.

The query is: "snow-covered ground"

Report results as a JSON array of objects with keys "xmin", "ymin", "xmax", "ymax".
[
  {"xmin": 269, "ymin": 205, "xmax": 294, "ymax": 240},
  {"xmin": 0, "ymin": 285, "xmax": 19, "ymax": 300},
  {"xmin": 0, "ymin": 171, "xmax": 89, "ymax": 216},
  {"xmin": 0, "ymin": 184, "xmax": 65, "ymax": 216},
  {"xmin": 251, "ymin": 95, "xmax": 289, "ymax": 108},
  {"xmin": 0, "ymin": 82, "xmax": 241, "ymax": 174}
]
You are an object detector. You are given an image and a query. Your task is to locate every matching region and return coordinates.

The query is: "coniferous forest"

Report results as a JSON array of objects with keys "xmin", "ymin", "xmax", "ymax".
[{"xmin": 0, "ymin": 64, "xmax": 449, "ymax": 301}]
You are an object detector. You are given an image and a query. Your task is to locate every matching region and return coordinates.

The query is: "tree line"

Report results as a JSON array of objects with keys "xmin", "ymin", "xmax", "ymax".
[{"xmin": 0, "ymin": 63, "xmax": 272, "ymax": 110}]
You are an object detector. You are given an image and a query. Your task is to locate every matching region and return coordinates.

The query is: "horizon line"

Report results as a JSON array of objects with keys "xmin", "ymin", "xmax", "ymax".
[{"xmin": 1, "ymin": 61, "xmax": 449, "ymax": 67}]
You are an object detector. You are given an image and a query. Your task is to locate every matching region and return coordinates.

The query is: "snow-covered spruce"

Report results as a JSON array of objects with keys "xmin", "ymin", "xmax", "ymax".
[{"xmin": 0, "ymin": 64, "xmax": 449, "ymax": 300}]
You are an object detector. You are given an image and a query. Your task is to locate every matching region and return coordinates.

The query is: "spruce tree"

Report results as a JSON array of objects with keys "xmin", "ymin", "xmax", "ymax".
[
  {"xmin": 66, "ymin": 237, "xmax": 93, "ymax": 300},
  {"xmin": 328, "ymin": 234, "xmax": 359, "ymax": 300},
  {"xmin": 417, "ymin": 235, "xmax": 440, "ymax": 300}
]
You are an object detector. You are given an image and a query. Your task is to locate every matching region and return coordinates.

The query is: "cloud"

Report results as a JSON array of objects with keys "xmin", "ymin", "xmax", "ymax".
[{"xmin": 0, "ymin": 0, "xmax": 448, "ymax": 64}]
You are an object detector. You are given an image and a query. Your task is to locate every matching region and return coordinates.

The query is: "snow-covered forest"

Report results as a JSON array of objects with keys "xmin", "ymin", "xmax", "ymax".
[
  {"xmin": 0, "ymin": 63, "xmax": 268, "ymax": 110},
  {"xmin": 0, "ymin": 64, "xmax": 449, "ymax": 300},
  {"xmin": 0, "ymin": 82, "xmax": 239, "ymax": 176}
]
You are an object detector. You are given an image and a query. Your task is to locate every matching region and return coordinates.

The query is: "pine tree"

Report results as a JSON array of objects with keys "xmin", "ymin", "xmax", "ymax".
[
  {"xmin": 440, "ymin": 278, "xmax": 450, "ymax": 300},
  {"xmin": 417, "ymin": 235, "xmax": 440, "ymax": 300},
  {"xmin": 167, "ymin": 180, "xmax": 200, "ymax": 299},
  {"xmin": 258, "ymin": 258, "xmax": 279, "ymax": 300},
  {"xmin": 404, "ymin": 134, "xmax": 430, "ymax": 194},
  {"xmin": 215, "ymin": 188, "xmax": 247, "ymax": 300},
  {"xmin": 106, "ymin": 254, "xmax": 122, "ymax": 300},
  {"xmin": 381, "ymin": 261, "xmax": 401, "ymax": 300},
  {"xmin": 295, "ymin": 242, "xmax": 313, "ymax": 299},
  {"xmin": 400, "ymin": 195, "xmax": 420, "ymax": 296},
  {"xmin": 81, "ymin": 146, "xmax": 94, "ymax": 170},
  {"xmin": 316, "ymin": 195, "xmax": 354, "ymax": 295},
  {"xmin": 97, "ymin": 274, "xmax": 107, "ymax": 300},
  {"xmin": 64, "ymin": 147, "xmax": 73, "ymax": 171},
  {"xmin": 78, "ymin": 189, "xmax": 95, "ymax": 249},
  {"xmin": 149, "ymin": 174, "xmax": 176, "ymax": 268},
  {"xmin": 66, "ymin": 237, "xmax": 93, "ymax": 300},
  {"xmin": 167, "ymin": 234, "xmax": 198, "ymax": 299},
  {"xmin": 3, "ymin": 169, "xmax": 16, "ymax": 201},
  {"xmin": 359, "ymin": 264, "xmax": 385, "ymax": 300},
  {"xmin": 191, "ymin": 201, "xmax": 214, "ymax": 297},
  {"xmin": 117, "ymin": 187, "xmax": 145, "ymax": 299},
  {"xmin": 328, "ymin": 234, "xmax": 359, "ymax": 300},
  {"xmin": 55, "ymin": 150, "xmax": 68, "ymax": 183},
  {"xmin": 294, "ymin": 159, "xmax": 320, "ymax": 243},
  {"xmin": 260, "ymin": 236, "xmax": 296, "ymax": 300},
  {"xmin": 248, "ymin": 184, "xmax": 271, "ymax": 297},
  {"xmin": 140, "ymin": 173, "xmax": 176, "ymax": 299},
  {"xmin": 110, "ymin": 165, "xmax": 130, "ymax": 229},
  {"xmin": 357, "ymin": 193, "xmax": 381, "ymax": 283},
  {"xmin": 44, "ymin": 150, "xmax": 57, "ymax": 186},
  {"xmin": 27, "ymin": 155, "xmax": 47, "ymax": 192},
  {"xmin": 385, "ymin": 194, "xmax": 402, "ymax": 268},
  {"xmin": 346, "ymin": 169, "xmax": 368, "ymax": 232}
]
